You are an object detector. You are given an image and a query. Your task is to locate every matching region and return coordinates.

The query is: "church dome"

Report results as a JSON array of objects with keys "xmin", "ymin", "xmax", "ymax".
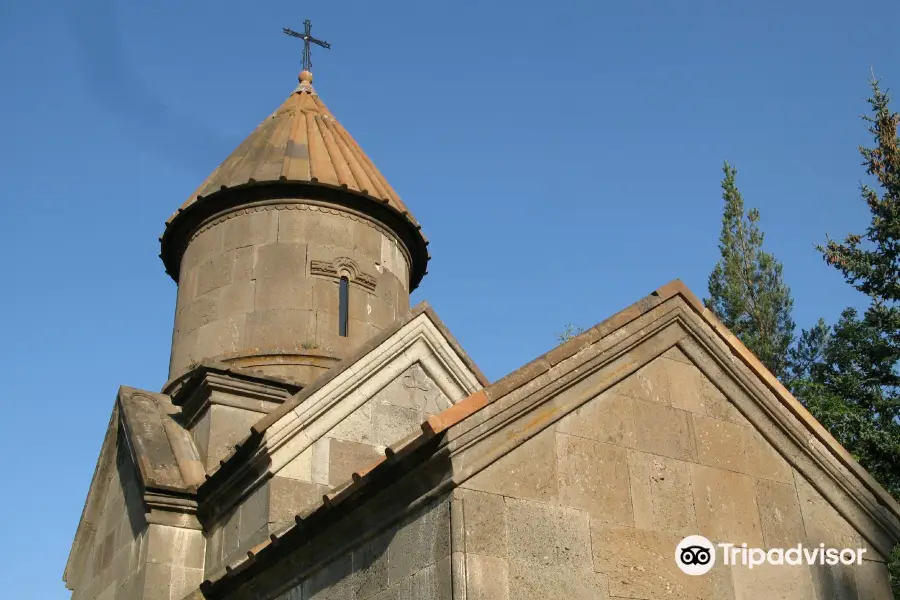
[{"xmin": 160, "ymin": 71, "xmax": 429, "ymax": 290}]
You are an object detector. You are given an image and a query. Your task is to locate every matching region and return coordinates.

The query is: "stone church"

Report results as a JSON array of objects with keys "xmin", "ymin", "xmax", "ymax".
[{"xmin": 64, "ymin": 53, "xmax": 900, "ymax": 599}]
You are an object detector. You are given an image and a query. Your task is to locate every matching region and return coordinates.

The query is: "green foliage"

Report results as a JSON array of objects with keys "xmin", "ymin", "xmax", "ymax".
[
  {"xmin": 705, "ymin": 162, "xmax": 796, "ymax": 379},
  {"xmin": 792, "ymin": 77, "xmax": 900, "ymax": 596}
]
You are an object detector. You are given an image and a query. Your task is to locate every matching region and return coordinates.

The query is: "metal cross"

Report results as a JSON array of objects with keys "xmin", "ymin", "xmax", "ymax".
[{"xmin": 283, "ymin": 20, "xmax": 331, "ymax": 72}]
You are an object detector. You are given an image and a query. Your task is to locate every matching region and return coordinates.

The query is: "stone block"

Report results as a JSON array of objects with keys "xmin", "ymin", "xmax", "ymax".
[
  {"xmin": 756, "ymin": 479, "xmax": 806, "ymax": 549},
  {"xmin": 278, "ymin": 446, "xmax": 313, "ymax": 481},
  {"xmin": 465, "ymin": 554, "xmax": 509, "ymax": 600},
  {"xmin": 463, "ymin": 427, "xmax": 558, "ymax": 503},
  {"xmin": 700, "ymin": 377, "xmax": 750, "ymax": 426},
  {"xmin": 506, "ymin": 498, "xmax": 556, "ymax": 566},
  {"xmin": 255, "ymin": 243, "xmax": 308, "ymax": 281},
  {"xmin": 182, "ymin": 225, "xmax": 224, "ymax": 272},
  {"xmin": 556, "ymin": 391, "xmax": 636, "ymax": 448},
  {"xmin": 178, "ymin": 292, "xmax": 218, "ymax": 336},
  {"xmin": 276, "ymin": 208, "xmax": 309, "ymax": 242},
  {"xmin": 327, "ymin": 403, "xmax": 375, "ymax": 445},
  {"xmin": 222, "ymin": 507, "xmax": 241, "ymax": 564},
  {"xmin": 245, "ymin": 309, "xmax": 316, "ymax": 351},
  {"xmin": 177, "ymin": 266, "xmax": 199, "ymax": 308},
  {"xmin": 612, "ymin": 358, "xmax": 671, "ymax": 405},
  {"xmin": 232, "ymin": 246, "xmax": 255, "ymax": 281},
  {"xmin": 196, "ymin": 253, "xmax": 235, "ymax": 297},
  {"xmin": 731, "ymin": 562, "xmax": 816, "ymax": 600},
  {"xmin": 387, "ymin": 499, "xmax": 451, "ymax": 583},
  {"xmin": 664, "ymin": 354, "xmax": 705, "ymax": 413},
  {"xmin": 306, "ymin": 211, "xmax": 355, "ymax": 248},
  {"xmin": 691, "ymin": 464, "xmax": 763, "ymax": 547},
  {"xmin": 627, "ymin": 450, "xmax": 696, "ymax": 535},
  {"xmin": 303, "ymin": 553, "xmax": 353, "ymax": 600},
  {"xmin": 269, "ymin": 476, "xmax": 330, "ymax": 527},
  {"xmin": 743, "ymin": 429, "xmax": 792, "ymax": 484},
  {"xmin": 205, "ymin": 404, "xmax": 260, "ymax": 470},
  {"xmin": 794, "ymin": 473, "xmax": 865, "ymax": 551},
  {"xmin": 554, "ymin": 507, "xmax": 593, "ymax": 569},
  {"xmin": 809, "ymin": 561, "xmax": 860, "ymax": 600},
  {"xmin": 349, "ymin": 284, "xmax": 372, "ymax": 322},
  {"xmin": 352, "ymin": 529, "xmax": 391, "ymax": 599},
  {"xmin": 373, "ymin": 402, "xmax": 422, "ymax": 447},
  {"xmin": 193, "ymin": 315, "xmax": 246, "ymax": 363},
  {"xmin": 327, "ymin": 438, "xmax": 382, "ymax": 486},
  {"xmin": 168, "ymin": 566, "xmax": 204, "ymax": 600},
  {"xmin": 591, "ymin": 523, "xmax": 708, "ymax": 600},
  {"xmin": 507, "ymin": 560, "xmax": 609, "ymax": 600},
  {"xmin": 855, "ymin": 559, "xmax": 893, "ymax": 599},
  {"xmin": 204, "ymin": 525, "xmax": 223, "ymax": 576},
  {"xmin": 223, "ymin": 208, "xmax": 277, "ymax": 251},
  {"xmin": 693, "ymin": 413, "xmax": 749, "ymax": 474},
  {"xmin": 349, "ymin": 318, "xmax": 379, "ymax": 347},
  {"xmin": 240, "ymin": 483, "xmax": 270, "ymax": 542},
  {"xmin": 255, "ymin": 276, "xmax": 312, "ymax": 311},
  {"xmin": 408, "ymin": 557, "xmax": 452, "ymax": 600},
  {"xmin": 458, "ymin": 489, "xmax": 507, "ymax": 558},
  {"xmin": 349, "ymin": 219, "xmax": 382, "ymax": 257},
  {"xmin": 141, "ymin": 563, "xmax": 172, "ymax": 600},
  {"xmin": 311, "ymin": 277, "xmax": 341, "ymax": 316},
  {"xmin": 216, "ymin": 280, "xmax": 255, "ymax": 318},
  {"xmin": 557, "ymin": 433, "xmax": 632, "ymax": 525},
  {"xmin": 632, "ymin": 399, "xmax": 697, "ymax": 462}
]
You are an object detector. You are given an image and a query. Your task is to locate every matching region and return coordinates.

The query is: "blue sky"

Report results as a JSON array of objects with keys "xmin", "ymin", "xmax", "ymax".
[{"xmin": 1, "ymin": 0, "xmax": 898, "ymax": 597}]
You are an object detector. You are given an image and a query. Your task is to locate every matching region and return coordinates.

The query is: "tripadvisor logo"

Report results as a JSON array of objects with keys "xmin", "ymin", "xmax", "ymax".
[{"xmin": 675, "ymin": 536, "xmax": 868, "ymax": 575}]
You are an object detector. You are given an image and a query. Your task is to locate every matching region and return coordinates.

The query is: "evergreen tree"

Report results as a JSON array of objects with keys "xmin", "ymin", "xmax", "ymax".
[
  {"xmin": 705, "ymin": 162, "xmax": 796, "ymax": 380},
  {"xmin": 807, "ymin": 78, "xmax": 900, "ymax": 500},
  {"xmin": 797, "ymin": 77, "xmax": 900, "ymax": 595}
]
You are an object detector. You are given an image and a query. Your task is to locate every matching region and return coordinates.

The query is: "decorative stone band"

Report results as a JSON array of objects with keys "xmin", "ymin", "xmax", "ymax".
[{"xmin": 310, "ymin": 256, "xmax": 377, "ymax": 292}]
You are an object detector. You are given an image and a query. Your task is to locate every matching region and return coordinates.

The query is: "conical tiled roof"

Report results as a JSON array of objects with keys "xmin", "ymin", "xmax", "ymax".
[
  {"xmin": 172, "ymin": 72, "xmax": 417, "ymax": 226},
  {"xmin": 161, "ymin": 72, "xmax": 429, "ymax": 289}
]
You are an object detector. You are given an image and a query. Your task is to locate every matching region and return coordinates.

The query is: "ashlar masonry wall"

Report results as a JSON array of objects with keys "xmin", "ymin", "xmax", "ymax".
[
  {"xmin": 204, "ymin": 363, "xmax": 453, "ymax": 576},
  {"xmin": 454, "ymin": 348, "xmax": 894, "ymax": 600},
  {"xmin": 269, "ymin": 495, "xmax": 452, "ymax": 600}
]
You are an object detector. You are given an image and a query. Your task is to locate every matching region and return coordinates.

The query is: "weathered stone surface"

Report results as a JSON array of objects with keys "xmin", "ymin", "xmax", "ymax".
[
  {"xmin": 691, "ymin": 464, "xmax": 764, "ymax": 547},
  {"xmin": 465, "ymin": 554, "xmax": 509, "ymax": 600},
  {"xmin": 693, "ymin": 413, "xmax": 749, "ymax": 473},
  {"xmin": 731, "ymin": 562, "xmax": 816, "ymax": 600},
  {"xmin": 613, "ymin": 358, "xmax": 671, "ymax": 405},
  {"xmin": 591, "ymin": 523, "xmax": 709, "ymax": 600},
  {"xmin": 222, "ymin": 208, "xmax": 277, "ymax": 251},
  {"xmin": 794, "ymin": 472, "xmax": 865, "ymax": 551},
  {"xmin": 556, "ymin": 391, "xmax": 636, "ymax": 448},
  {"xmin": 387, "ymin": 498, "xmax": 451, "ymax": 583},
  {"xmin": 557, "ymin": 433, "xmax": 632, "ymax": 526},
  {"xmin": 664, "ymin": 353, "xmax": 705, "ymax": 413},
  {"xmin": 627, "ymin": 450, "xmax": 696, "ymax": 535},
  {"xmin": 255, "ymin": 276, "xmax": 312, "ymax": 311},
  {"xmin": 408, "ymin": 557, "xmax": 451, "ymax": 600},
  {"xmin": 327, "ymin": 438, "xmax": 383, "ymax": 486},
  {"xmin": 269, "ymin": 476, "xmax": 330, "ymax": 527},
  {"xmin": 508, "ymin": 560, "xmax": 609, "ymax": 600},
  {"xmin": 463, "ymin": 427, "xmax": 558, "ymax": 503},
  {"xmin": 699, "ymin": 377, "xmax": 750, "ymax": 426},
  {"xmin": 245, "ymin": 309, "xmax": 317, "ymax": 351},
  {"xmin": 457, "ymin": 489, "xmax": 507, "ymax": 558},
  {"xmin": 352, "ymin": 529, "xmax": 391, "ymax": 599},
  {"xmin": 743, "ymin": 429, "xmax": 792, "ymax": 484},
  {"xmin": 255, "ymin": 243, "xmax": 308, "ymax": 281},
  {"xmin": 373, "ymin": 402, "xmax": 421, "ymax": 447},
  {"xmin": 756, "ymin": 478, "xmax": 806, "ymax": 549},
  {"xmin": 632, "ymin": 399, "xmax": 697, "ymax": 462},
  {"xmin": 855, "ymin": 559, "xmax": 893, "ymax": 599},
  {"xmin": 303, "ymin": 553, "xmax": 353, "ymax": 600}
]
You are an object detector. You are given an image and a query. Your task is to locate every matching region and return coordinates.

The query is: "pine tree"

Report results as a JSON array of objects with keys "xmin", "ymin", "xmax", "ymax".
[
  {"xmin": 798, "ymin": 77, "xmax": 900, "ymax": 595},
  {"xmin": 705, "ymin": 162, "xmax": 796, "ymax": 380},
  {"xmin": 808, "ymin": 78, "xmax": 900, "ymax": 500}
]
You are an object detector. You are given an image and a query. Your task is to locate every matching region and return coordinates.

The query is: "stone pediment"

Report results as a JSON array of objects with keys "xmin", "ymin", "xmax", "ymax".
[{"xmin": 200, "ymin": 281, "xmax": 900, "ymax": 600}]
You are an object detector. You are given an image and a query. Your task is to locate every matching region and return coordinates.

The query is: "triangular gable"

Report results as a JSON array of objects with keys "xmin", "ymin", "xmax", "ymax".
[
  {"xmin": 200, "ymin": 280, "xmax": 900, "ymax": 596},
  {"xmin": 199, "ymin": 302, "xmax": 487, "ymax": 516}
]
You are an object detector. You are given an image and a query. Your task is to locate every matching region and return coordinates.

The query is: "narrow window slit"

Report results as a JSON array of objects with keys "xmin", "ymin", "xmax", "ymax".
[{"xmin": 338, "ymin": 276, "xmax": 349, "ymax": 337}]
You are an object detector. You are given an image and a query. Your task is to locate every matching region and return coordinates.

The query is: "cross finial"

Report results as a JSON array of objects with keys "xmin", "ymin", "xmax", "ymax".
[{"xmin": 283, "ymin": 19, "xmax": 331, "ymax": 77}]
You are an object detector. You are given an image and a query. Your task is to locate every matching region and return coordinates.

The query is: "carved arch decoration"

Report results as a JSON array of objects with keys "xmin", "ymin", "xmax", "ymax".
[{"xmin": 309, "ymin": 256, "xmax": 377, "ymax": 292}]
